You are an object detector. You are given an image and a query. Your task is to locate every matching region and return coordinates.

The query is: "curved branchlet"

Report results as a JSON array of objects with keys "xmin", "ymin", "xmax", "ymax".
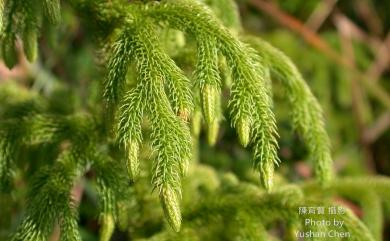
[
  {"xmin": 222, "ymin": 31, "xmax": 279, "ymax": 192},
  {"xmin": 21, "ymin": 0, "xmax": 40, "ymax": 62},
  {"xmin": 0, "ymin": 113, "xmax": 95, "ymax": 193},
  {"xmin": 99, "ymin": 213, "xmax": 115, "ymax": 241},
  {"xmin": 1, "ymin": 31, "xmax": 17, "ymax": 69},
  {"xmin": 106, "ymin": 18, "xmax": 192, "ymax": 112},
  {"xmin": 104, "ymin": 28, "xmax": 134, "ymax": 106},
  {"xmin": 195, "ymin": 34, "xmax": 221, "ymax": 145},
  {"xmin": 159, "ymin": 45, "xmax": 193, "ymax": 121},
  {"xmin": 245, "ymin": 36, "xmax": 333, "ymax": 185},
  {"xmin": 142, "ymin": 0, "xmax": 279, "ymax": 191},
  {"xmin": 1, "ymin": 0, "xmax": 18, "ymax": 69},
  {"xmin": 93, "ymin": 153, "xmax": 128, "ymax": 219},
  {"xmin": 22, "ymin": 23, "xmax": 39, "ymax": 62},
  {"xmin": 112, "ymin": 18, "xmax": 192, "ymax": 231},
  {"xmin": 0, "ymin": 0, "xmax": 62, "ymax": 67},
  {"xmin": 11, "ymin": 153, "xmax": 82, "ymax": 241},
  {"xmin": 86, "ymin": 152, "xmax": 129, "ymax": 241},
  {"xmin": 117, "ymin": 84, "xmax": 145, "ymax": 181},
  {"xmin": 148, "ymin": 77, "xmax": 191, "ymax": 231}
]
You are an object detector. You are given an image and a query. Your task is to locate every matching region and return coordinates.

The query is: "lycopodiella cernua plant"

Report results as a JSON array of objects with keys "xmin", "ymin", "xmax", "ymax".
[{"xmin": 0, "ymin": 0, "xmax": 389, "ymax": 240}]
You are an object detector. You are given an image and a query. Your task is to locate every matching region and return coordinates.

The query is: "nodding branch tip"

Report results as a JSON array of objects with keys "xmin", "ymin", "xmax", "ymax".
[
  {"xmin": 160, "ymin": 186, "xmax": 182, "ymax": 232},
  {"xmin": 237, "ymin": 117, "xmax": 251, "ymax": 147},
  {"xmin": 99, "ymin": 214, "xmax": 115, "ymax": 241},
  {"xmin": 207, "ymin": 119, "xmax": 219, "ymax": 146},
  {"xmin": 201, "ymin": 84, "xmax": 218, "ymax": 125},
  {"xmin": 126, "ymin": 141, "xmax": 140, "ymax": 182}
]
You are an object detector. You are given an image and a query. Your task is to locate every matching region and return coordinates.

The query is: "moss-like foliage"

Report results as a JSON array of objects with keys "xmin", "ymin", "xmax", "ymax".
[{"xmin": 0, "ymin": 0, "xmax": 388, "ymax": 240}]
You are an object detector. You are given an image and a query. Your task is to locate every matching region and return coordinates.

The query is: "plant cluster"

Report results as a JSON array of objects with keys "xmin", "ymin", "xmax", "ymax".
[{"xmin": 0, "ymin": 0, "xmax": 389, "ymax": 240}]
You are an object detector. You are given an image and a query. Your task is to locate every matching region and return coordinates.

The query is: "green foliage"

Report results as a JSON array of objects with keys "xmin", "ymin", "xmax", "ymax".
[
  {"xmin": 0, "ymin": 0, "xmax": 62, "ymax": 66},
  {"xmin": 0, "ymin": 0, "xmax": 389, "ymax": 241},
  {"xmin": 303, "ymin": 177, "xmax": 390, "ymax": 241},
  {"xmin": 11, "ymin": 155, "xmax": 81, "ymax": 241},
  {"xmin": 245, "ymin": 37, "xmax": 333, "ymax": 184}
]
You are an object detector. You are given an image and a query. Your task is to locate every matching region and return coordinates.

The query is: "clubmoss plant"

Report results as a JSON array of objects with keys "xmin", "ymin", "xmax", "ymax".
[{"xmin": 0, "ymin": 0, "xmax": 388, "ymax": 240}]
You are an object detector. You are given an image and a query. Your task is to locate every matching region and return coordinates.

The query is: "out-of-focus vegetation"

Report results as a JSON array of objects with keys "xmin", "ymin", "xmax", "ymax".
[
  {"xmin": 239, "ymin": 0, "xmax": 390, "ymax": 178},
  {"xmin": 239, "ymin": 0, "xmax": 390, "ymax": 238},
  {"xmin": 205, "ymin": 0, "xmax": 390, "ymax": 238}
]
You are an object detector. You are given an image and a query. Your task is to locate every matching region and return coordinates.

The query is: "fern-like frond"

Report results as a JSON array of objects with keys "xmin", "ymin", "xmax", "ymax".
[
  {"xmin": 11, "ymin": 153, "xmax": 81, "ymax": 241},
  {"xmin": 246, "ymin": 36, "xmax": 333, "ymax": 185},
  {"xmin": 143, "ymin": 0, "xmax": 279, "ymax": 190},
  {"xmin": 195, "ymin": 34, "xmax": 221, "ymax": 145},
  {"xmin": 112, "ymin": 17, "xmax": 193, "ymax": 231},
  {"xmin": 104, "ymin": 28, "xmax": 133, "ymax": 105},
  {"xmin": 159, "ymin": 45, "xmax": 193, "ymax": 121},
  {"xmin": 117, "ymin": 84, "xmax": 144, "ymax": 181}
]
